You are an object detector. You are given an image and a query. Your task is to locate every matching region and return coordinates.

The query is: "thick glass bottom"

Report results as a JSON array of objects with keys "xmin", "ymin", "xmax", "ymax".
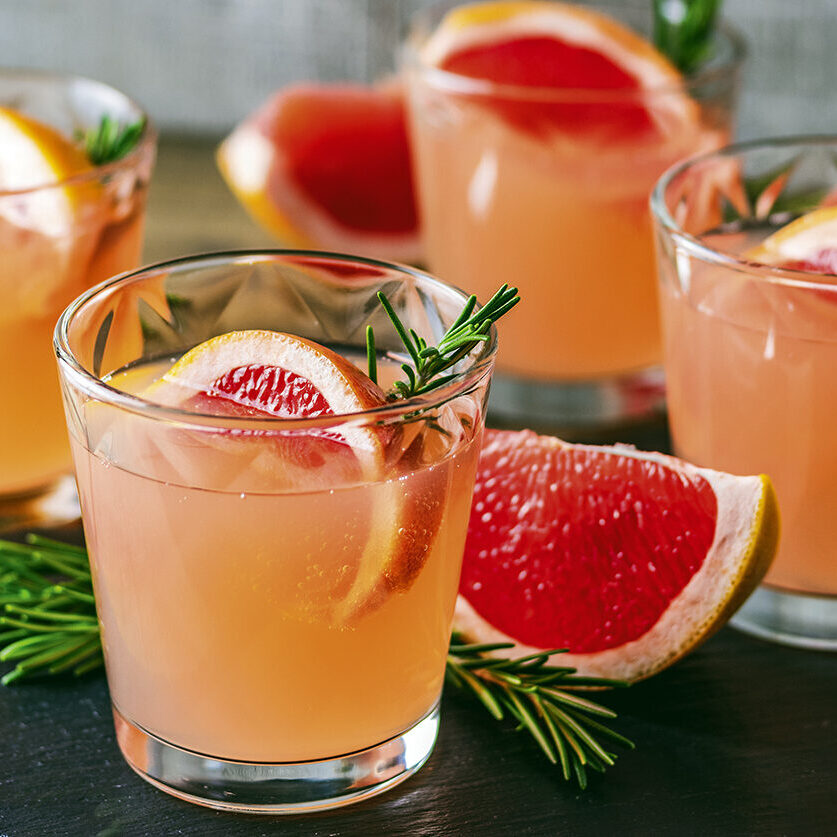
[
  {"xmin": 0, "ymin": 474, "xmax": 80, "ymax": 533},
  {"xmin": 488, "ymin": 366, "xmax": 666, "ymax": 440},
  {"xmin": 113, "ymin": 701, "xmax": 440, "ymax": 814},
  {"xmin": 731, "ymin": 586, "xmax": 837, "ymax": 651}
]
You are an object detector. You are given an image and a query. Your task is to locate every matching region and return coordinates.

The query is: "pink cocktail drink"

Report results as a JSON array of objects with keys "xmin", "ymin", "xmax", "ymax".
[
  {"xmin": 404, "ymin": 1, "xmax": 742, "ymax": 427},
  {"xmin": 0, "ymin": 71, "xmax": 154, "ymax": 505},
  {"xmin": 57, "ymin": 252, "xmax": 495, "ymax": 812},
  {"xmin": 653, "ymin": 138, "xmax": 837, "ymax": 648},
  {"xmin": 73, "ymin": 359, "xmax": 481, "ymax": 763}
]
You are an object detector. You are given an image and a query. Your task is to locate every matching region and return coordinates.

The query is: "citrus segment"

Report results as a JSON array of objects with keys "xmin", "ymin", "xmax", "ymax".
[
  {"xmin": 150, "ymin": 330, "xmax": 388, "ymax": 419},
  {"xmin": 746, "ymin": 207, "xmax": 837, "ymax": 276},
  {"xmin": 455, "ymin": 430, "xmax": 779, "ymax": 681},
  {"xmin": 217, "ymin": 83, "xmax": 420, "ymax": 263},
  {"xmin": 420, "ymin": 1, "xmax": 695, "ymax": 140},
  {"xmin": 0, "ymin": 106, "xmax": 92, "ymax": 194}
]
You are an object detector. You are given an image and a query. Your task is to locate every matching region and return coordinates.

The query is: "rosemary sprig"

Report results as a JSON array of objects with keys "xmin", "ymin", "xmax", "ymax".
[
  {"xmin": 1, "ymin": 537, "xmax": 631, "ymax": 787},
  {"xmin": 369, "ymin": 284, "xmax": 519, "ymax": 399},
  {"xmin": 82, "ymin": 114, "xmax": 147, "ymax": 166},
  {"xmin": 0, "ymin": 535, "xmax": 102, "ymax": 685},
  {"xmin": 447, "ymin": 635, "xmax": 633, "ymax": 788},
  {"xmin": 653, "ymin": 0, "xmax": 722, "ymax": 75}
]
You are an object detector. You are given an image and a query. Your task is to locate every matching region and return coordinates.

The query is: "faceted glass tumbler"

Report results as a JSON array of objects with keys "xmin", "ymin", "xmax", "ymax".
[
  {"xmin": 403, "ymin": 0, "xmax": 744, "ymax": 434},
  {"xmin": 652, "ymin": 137, "xmax": 837, "ymax": 650},
  {"xmin": 55, "ymin": 251, "xmax": 495, "ymax": 812},
  {"xmin": 0, "ymin": 69, "xmax": 155, "ymax": 528}
]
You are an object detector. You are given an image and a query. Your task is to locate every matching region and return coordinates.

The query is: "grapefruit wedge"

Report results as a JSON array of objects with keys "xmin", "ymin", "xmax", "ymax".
[
  {"xmin": 418, "ymin": 0, "xmax": 697, "ymax": 140},
  {"xmin": 455, "ymin": 430, "xmax": 779, "ymax": 682},
  {"xmin": 143, "ymin": 330, "xmax": 445, "ymax": 622},
  {"xmin": 217, "ymin": 83, "xmax": 420, "ymax": 263}
]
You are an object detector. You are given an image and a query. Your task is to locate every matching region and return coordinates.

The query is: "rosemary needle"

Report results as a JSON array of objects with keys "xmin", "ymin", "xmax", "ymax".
[
  {"xmin": 447, "ymin": 634, "xmax": 633, "ymax": 788},
  {"xmin": 368, "ymin": 284, "xmax": 520, "ymax": 398},
  {"xmin": 82, "ymin": 114, "xmax": 147, "ymax": 166},
  {"xmin": 0, "ymin": 535, "xmax": 103, "ymax": 685}
]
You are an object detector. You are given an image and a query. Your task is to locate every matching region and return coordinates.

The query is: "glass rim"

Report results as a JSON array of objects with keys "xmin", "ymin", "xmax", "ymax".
[
  {"xmin": 402, "ymin": 5, "xmax": 745, "ymax": 101},
  {"xmin": 0, "ymin": 67, "xmax": 156, "ymax": 197},
  {"xmin": 54, "ymin": 249, "xmax": 498, "ymax": 431},
  {"xmin": 650, "ymin": 133, "xmax": 837, "ymax": 291}
]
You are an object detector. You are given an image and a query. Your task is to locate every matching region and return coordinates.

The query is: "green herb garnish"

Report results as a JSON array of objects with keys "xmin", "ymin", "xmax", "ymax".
[
  {"xmin": 369, "ymin": 284, "xmax": 519, "ymax": 399},
  {"xmin": 1, "ymin": 535, "xmax": 630, "ymax": 787},
  {"xmin": 447, "ymin": 636, "xmax": 633, "ymax": 788},
  {"xmin": 653, "ymin": 0, "xmax": 722, "ymax": 75},
  {"xmin": 0, "ymin": 536, "xmax": 102, "ymax": 685},
  {"xmin": 83, "ymin": 114, "xmax": 147, "ymax": 166}
]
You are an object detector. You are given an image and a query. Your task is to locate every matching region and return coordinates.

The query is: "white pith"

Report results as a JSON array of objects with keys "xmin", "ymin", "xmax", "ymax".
[{"xmin": 454, "ymin": 437, "xmax": 773, "ymax": 682}]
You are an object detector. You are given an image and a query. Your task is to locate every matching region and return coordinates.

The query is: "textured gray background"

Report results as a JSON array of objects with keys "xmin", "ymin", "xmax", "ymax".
[{"xmin": 1, "ymin": 0, "xmax": 834, "ymax": 139}]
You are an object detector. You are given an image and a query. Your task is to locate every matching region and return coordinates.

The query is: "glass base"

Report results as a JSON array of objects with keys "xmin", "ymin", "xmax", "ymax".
[
  {"xmin": 0, "ymin": 474, "xmax": 80, "ymax": 533},
  {"xmin": 731, "ymin": 586, "xmax": 837, "ymax": 651},
  {"xmin": 113, "ymin": 701, "xmax": 440, "ymax": 814},
  {"xmin": 488, "ymin": 366, "xmax": 666, "ymax": 441}
]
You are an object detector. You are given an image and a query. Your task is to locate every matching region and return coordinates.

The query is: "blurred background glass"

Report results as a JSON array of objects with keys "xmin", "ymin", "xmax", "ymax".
[{"xmin": 1, "ymin": 0, "xmax": 833, "ymax": 140}]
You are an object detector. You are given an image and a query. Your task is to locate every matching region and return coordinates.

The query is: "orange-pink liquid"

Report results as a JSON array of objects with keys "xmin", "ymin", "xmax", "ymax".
[
  {"xmin": 407, "ymin": 79, "xmax": 727, "ymax": 380},
  {"xmin": 71, "ymin": 361, "xmax": 482, "ymax": 761},
  {"xmin": 0, "ymin": 188, "xmax": 147, "ymax": 496},
  {"xmin": 662, "ymin": 234, "xmax": 837, "ymax": 595}
]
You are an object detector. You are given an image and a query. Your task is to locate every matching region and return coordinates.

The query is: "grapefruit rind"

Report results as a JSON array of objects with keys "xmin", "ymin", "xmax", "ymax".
[{"xmin": 454, "ymin": 437, "xmax": 780, "ymax": 683}]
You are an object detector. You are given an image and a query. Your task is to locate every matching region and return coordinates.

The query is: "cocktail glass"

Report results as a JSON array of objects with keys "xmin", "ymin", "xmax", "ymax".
[
  {"xmin": 0, "ymin": 70, "xmax": 155, "ymax": 527},
  {"xmin": 55, "ymin": 251, "xmax": 495, "ymax": 812},
  {"xmin": 652, "ymin": 136, "xmax": 837, "ymax": 650},
  {"xmin": 403, "ymin": 0, "xmax": 743, "ymax": 434}
]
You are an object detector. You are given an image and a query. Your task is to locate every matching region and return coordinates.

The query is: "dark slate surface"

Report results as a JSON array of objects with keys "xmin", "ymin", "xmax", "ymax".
[
  {"xmin": 1, "ymin": 413, "xmax": 835, "ymax": 835},
  {"xmin": 0, "ymin": 625, "xmax": 834, "ymax": 836}
]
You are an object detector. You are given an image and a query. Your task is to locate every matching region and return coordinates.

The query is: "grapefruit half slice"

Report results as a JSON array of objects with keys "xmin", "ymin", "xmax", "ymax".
[
  {"xmin": 455, "ymin": 430, "xmax": 779, "ymax": 682},
  {"xmin": 419, "ymin": 0, "xmax": 697, "ymax": 140},
  {"xmin": 143, "ymin": 330, "xmax": 444, "ymax": 622},
  {"xmin": 217, "ymin": 83, "xmax": 420, "ymax": 264}
]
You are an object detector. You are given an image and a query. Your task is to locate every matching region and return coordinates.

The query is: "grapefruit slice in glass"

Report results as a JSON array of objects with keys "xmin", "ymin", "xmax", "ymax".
[
  {"xmin": 142, "ymin": 330, "xmax": 445, "ymax": 622},
  {"xmin": 455, "ymin": 429, "xmax": 779, "ymax": 682},
  {"xmin": 0, "ymin": 107, "xmax": 102, "ymax": 318},
  {"xmin": 746, "ymin": 206, "xmax": 837, "ymax": 275},
  {"xmin": 419, "ymin": 0, "xmax": 698, "ymax": 141},
  {"xmin": 216, "ymin": 83, "xmax": 420, "ymax": 264}
]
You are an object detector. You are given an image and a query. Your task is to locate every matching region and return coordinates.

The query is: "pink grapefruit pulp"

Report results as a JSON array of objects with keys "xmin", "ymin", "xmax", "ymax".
[
  {"xmin": 456, "ymin": 430, "xmax": 779, "ymax": 681},
  {"xmin": 217, "ymin": 84, "xmax": 420, "ymax": 263},
  {"xmin": 419, "ymin": 1, "xmax": 695, "ymax": 141}
]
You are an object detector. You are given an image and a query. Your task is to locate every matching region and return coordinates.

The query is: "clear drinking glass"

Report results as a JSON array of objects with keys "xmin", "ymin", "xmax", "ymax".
[
  {"xmin": 55, "ymin": 251, "xmax": 494, "ymax": 813},
  {"xmin": 652, "ymin": 137, "xmax": 837, "ymax": 650},
  {"xmin": 403, "ymin": 0, "xmax": 743, "ymax": 433},
  {"xmin": 0, "ymin": 70, "xmax": 155, "ymax": 528}
]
